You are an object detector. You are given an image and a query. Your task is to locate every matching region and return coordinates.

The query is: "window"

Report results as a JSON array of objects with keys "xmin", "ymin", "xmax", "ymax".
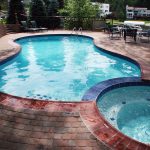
[{"xmin": 128, "ymin": 10, "xmax": 132, "ymax": 12}]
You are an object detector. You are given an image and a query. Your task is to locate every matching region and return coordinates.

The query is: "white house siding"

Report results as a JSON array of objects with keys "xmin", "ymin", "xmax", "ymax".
[{"xmin": 126, "ymin": 5, "xmax": 150, "ymax": 19}]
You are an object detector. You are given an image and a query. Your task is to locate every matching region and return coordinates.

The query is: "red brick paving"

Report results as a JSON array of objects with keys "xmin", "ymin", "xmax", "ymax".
[{"xmin": 0, "ymin": 94, "xmax": 110, "ymax": 150}]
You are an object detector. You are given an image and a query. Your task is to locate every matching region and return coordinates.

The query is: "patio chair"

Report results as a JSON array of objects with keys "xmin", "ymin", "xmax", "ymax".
[
  {"xmin": 30, "ymin": 21, "xmax": 48, "ymax": 32},
  {"xmin": 108, "ymin": 26, "xmax": 122, "ymax": 39},
  {"xmin": 123, "ymin": 28, "xmax": 137, "ymax": 42},
  {"xmin": 138, "ymin": 29, "xmax": 150, "ymax": 43},
  {"xmin": 20, "ymin": 21, "xmax": 40, "ymax": 32}
]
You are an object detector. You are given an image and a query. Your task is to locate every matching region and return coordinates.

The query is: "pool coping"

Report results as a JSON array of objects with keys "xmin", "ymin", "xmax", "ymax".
[{"xmin": 82, "ymin": 77, "xmax": 142, "ymax": 101}]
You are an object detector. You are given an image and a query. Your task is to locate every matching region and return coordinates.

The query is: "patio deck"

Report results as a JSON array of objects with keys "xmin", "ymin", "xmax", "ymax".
[{"xmin": 0, "ymin": 30, "xmax": 150, "ymax": 150}]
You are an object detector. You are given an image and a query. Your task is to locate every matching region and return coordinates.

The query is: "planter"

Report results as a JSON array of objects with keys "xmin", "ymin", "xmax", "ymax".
[
  {"xmin": 0, "ymin": 24, "xmax": 7, "ymax": 37},
  {"xmin": 0, "ymin": 24, "xmax": 21, "ymax": 38}
]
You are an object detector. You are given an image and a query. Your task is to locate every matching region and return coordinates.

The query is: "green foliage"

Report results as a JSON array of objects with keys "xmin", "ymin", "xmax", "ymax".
[
  {"xmin": 0, "ymin": 0, "xmax": 7, "ymax": 10},
  {"xmin": 47, "ymin": 0, "xmax": 59, "ymax": 16},
  {"xmin": 29, "ymin": 0, "xmax": 61, "ymax": 28},
  {"xmin": 59, "ymin": 0, "xmax": 99, "ymax": 28},
  {"xmin": 0, "ymin": 18, "xmax": 6, "ymax": 24},
  {"xmin": 115, "ymin": 0, "xmax": 125, "ymax": 20},
  {"xmin": 41, "ymin": 0, "xmax": 60, "ymax": 16},
  {"xmin": 60, "ymin": 0, "xmax": 98, "ymax": 18},
  {"xmin": 135, "ymin": 0, "xmax": 150, "ymax": 9},
  {"xmin": 58, "ymin": 0, "xmax": 64, "ymax": 8},
  {"xmin": 29, "ymin": 0, "xmax": 48, "ymax": 27},
  {"xmin": 29, "ymin": 0, "xmax": 47, "ymax": 18},
  {"xmin": 7, "ymin": 0, "xmax": 27, "ymax": 24},
  {"xmin": 43, "ymin": 0, "xmax": 50, "ymax": 11},
  {"xmin": 7, "ymin": 0, "xmax": 16, "ymax": 24}
]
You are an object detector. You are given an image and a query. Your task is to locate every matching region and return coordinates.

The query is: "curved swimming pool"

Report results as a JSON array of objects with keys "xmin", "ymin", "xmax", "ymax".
[
  {"xmin": 0, "ymin": 35, "xmax": 140, "ymax": 101},
  {"xmin": 97, "ymin": 83, "xmax": 150, "ymax": 144}
]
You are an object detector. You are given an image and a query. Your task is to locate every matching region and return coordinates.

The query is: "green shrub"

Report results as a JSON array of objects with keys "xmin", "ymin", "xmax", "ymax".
[
  {"xmin": 59, "ymin": 0, "xmax": 98, "ymax": 29},
  {"xmin": 0, "ymin": 18, "xmax": 6, "ymax": 24}
]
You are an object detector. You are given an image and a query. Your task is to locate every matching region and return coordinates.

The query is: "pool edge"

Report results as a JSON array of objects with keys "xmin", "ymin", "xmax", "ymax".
[{"xmin": 0, "ymin": 34, "xmax": 142, "ymax": 102}]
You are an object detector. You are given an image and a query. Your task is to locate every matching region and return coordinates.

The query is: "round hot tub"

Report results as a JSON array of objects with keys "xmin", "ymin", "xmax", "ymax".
[
  {"xmin": 97, "ymin": 84, "xmax": 150, "ymax": 144},
  {"xmin": 82, "ymin": 77, "xmax": 150, "ymax": 148}
]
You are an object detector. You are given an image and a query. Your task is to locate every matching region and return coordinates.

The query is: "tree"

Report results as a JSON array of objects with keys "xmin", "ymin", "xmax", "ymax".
[
  {"xmin": 58, "ymin": 0, "xmax": 64, "ymax": 8},
  {"xmin": 16, "ymin": 0, "xmax": 27, "ymax": 22},
  {"xmin": 60, "ymin": 0, "xmax": 98, "ymax": 25},
  {"xmin": 115, "ymin": 0, "xmax": 125, "ymax": 20},
  {"xmin": 135, "ymin": 0, "xmax": 150, "ymax": 9},
  {"xmin": 0, "ymin": 0, "xmax": 7, "ymax": 10},
  {"xmin": 46, "ymin": 0, "xmax": 59, "ymax": 16},
  {"xmin": 29, "ymin": 0, "xmax": 47, "ymax": 19},
  {"xmin": 7, "ymin": 0, "xmax": 27, "ymax": 24},
  {"xmin": 63, "ymin": 0, "xmax": 98, "ymax": 18},
  {"xmin": 43, "ymin": 0, "xmax": 50, "ymax": 11}
]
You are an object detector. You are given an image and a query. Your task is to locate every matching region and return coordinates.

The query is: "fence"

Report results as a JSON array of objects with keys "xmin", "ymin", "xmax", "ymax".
[
  {"xmin": 28, "ymin": 16, "xmax": 106, "ymax": 30},
  {"xmin": 0, "ymin": 17, "xmax": 106, "ymax": 37}
]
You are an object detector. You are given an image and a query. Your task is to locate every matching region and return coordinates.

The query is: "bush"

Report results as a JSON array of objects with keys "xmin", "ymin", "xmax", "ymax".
[
  {"xmin": 59, "ymin": 0, "xmax": 99, "ymax": 29},
  {"xmin": 0, "ymin": 18, "xmax": 6, "ymax": 24},
  {"xmin": 63, "ymin": 17, "xmax": 94, "ymax": 30}
]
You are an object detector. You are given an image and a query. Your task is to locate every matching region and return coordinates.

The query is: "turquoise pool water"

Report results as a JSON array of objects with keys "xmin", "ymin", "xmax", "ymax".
[
  {"xmin": 97, "ymin": 86, "xmax": 150, "ymax": 143},
  {"xmin": 0, "ymin": 35, "xmax": 140, "ymax": 101}
]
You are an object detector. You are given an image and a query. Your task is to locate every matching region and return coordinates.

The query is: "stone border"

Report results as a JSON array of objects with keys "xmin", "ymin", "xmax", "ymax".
[
  {"xmin": 0, "ymin": 40, "xmax": 21, "ymax": 64},
  {"xmin": 82, "ymin": 77, "xmax": 142, "ymax": 101}
]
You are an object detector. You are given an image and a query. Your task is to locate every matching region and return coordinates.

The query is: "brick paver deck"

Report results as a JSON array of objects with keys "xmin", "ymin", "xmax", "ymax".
[
  {"xmin": 0, "ymin": 30, "xmax": 150, "ymax": 150},
  {"xmin": 0, "ymin": 93, "xmax": 109, "ymax": 150}
]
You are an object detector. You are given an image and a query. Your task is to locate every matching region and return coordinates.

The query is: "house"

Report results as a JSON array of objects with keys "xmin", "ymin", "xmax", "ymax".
[
  {"xmin": 147, "ymin": 10, "xmax": 150, "ymax": 17},
  {"xmin": 23, "ymin": 0, "xmax": 31, "ymax": 4},
  {"xmin": 126, "ymin": 5, "xmax": 150, "ymax": 19},
  {"xmin": 92, "ymin": 3, "xmax": 111, "ymax": 17}
]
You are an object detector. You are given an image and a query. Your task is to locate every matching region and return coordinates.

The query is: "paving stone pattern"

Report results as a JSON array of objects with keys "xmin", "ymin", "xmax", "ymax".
[{"xmin": 0, "ymin": 103, "xmax": 109, "ymax": 150}]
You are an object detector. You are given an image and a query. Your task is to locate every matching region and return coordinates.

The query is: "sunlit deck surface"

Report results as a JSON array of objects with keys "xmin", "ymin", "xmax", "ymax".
[{"xmin": 0, "ymin": 30, "xmax": 149, "ymax": 150}]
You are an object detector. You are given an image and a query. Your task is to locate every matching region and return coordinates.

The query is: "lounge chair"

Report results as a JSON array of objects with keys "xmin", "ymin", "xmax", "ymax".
[
  {"xmin": 20, "ymin": 21, "xmax": 40, "ymax": 32},
  {"xmin": 30, "ymin": 21, "xmax": 48, "ymax": 32}
]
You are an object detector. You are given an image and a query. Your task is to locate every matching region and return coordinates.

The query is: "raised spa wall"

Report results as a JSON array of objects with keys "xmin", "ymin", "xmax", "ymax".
[{"xmin": 81, "ymin": 77, "xmax": 150, "ymax": 150}]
